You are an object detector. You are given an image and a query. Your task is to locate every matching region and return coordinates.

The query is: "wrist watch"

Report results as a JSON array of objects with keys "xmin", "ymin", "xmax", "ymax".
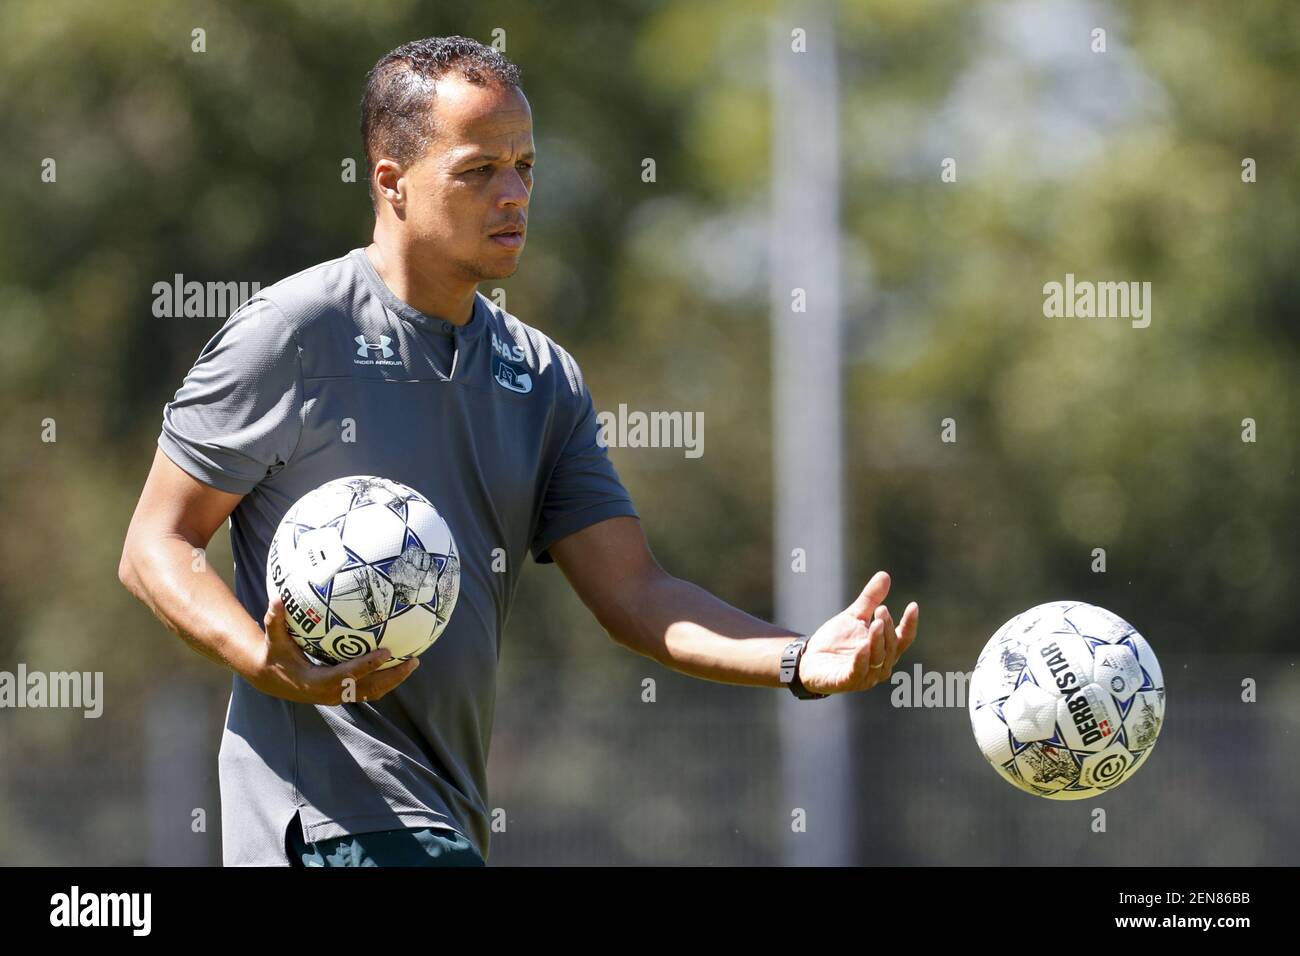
[{"xmin": 780, "ymin": 637, "xmax": 828, "ymax": 700}]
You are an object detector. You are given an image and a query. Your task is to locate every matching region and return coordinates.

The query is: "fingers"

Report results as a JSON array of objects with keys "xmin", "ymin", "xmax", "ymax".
[
  {"xmin": 862, "ymin": 618, "xmax": 887, "ymax": 683},
  {"xmin": 856, "ymin": 618, "xmax": 890, "ymax": 690},
  {"xmin": 264, "ymin": 595, "xmax": 314, "ymax": 660},
  {"xmin": 263, "ymin": 595, "xmax": 312, "ymax": 666},
  {"xmin": 264, "ymin": 592, "xmax": 328, "ymax": 669},
  {"xmin": 332, "ymin": 647, "xmax": 398, "ymax": 683},
  {"xmin": 258, "ymin": 597, "xmax": 422, "ymax": 705},
  {"xmin": 329, "ymin": 650, "xmax": 418, "ymax": 704},
  {"xmin": 264, "ymin": 595, "xmax": 289, "ymax": 640},
  {"xmin": 848, "ymin": 571, "xmax": 891, "ymax": 621},
  {"xmin": 858, "ymin": 599, "xmax": 919, "ymax": 691},
  {"xmin": 874, "ymin": 604, "xmax": 900, "ymax": 673},
  {"xmin": 895, "ymin": 602, "xmax": 919, "ymax": 661},
  {"xmin": 356, "ymin": 658, "xmax": 420, "ymax": 700},
  {"xmin": 864, "ymin": 616, "xmax": 886, "ymax": 668}
]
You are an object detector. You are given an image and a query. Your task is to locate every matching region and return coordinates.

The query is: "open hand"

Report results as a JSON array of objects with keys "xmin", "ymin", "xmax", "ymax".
[{"xmin": 797, "ymin": 571, "xmax": 919, "ymax": 695}]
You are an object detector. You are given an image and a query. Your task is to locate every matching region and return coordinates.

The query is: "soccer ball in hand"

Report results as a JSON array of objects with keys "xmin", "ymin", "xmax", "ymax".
[
  {"xmin": 266, "ymin": 476, "xmax": 460, "ymax": 670},
  {"xmin": 969, "ymin": 601, "xmax": 1165, "ymax": 799}
]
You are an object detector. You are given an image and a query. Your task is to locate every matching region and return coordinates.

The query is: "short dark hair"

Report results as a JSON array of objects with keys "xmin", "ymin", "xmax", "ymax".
[{"xmin": 360, "ymin": 36, "xmax": 523, "ymax": 208}]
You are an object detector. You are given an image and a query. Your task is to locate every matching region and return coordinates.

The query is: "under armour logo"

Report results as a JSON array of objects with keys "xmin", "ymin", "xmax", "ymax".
[{"xmin": 355, "ymin": 334, "xmax": 394, "ymax": 359}]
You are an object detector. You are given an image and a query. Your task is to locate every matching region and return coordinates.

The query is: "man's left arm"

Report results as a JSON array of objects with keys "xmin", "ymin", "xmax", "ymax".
[{"xmin": 548, "ymin": 516, "xmax": 919, "ymax": 696}]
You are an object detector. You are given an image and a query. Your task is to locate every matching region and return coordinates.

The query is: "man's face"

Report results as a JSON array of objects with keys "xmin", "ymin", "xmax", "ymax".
[{"xmin": 384, "ymin": 75, "xmax": 534, "ymax": 282}]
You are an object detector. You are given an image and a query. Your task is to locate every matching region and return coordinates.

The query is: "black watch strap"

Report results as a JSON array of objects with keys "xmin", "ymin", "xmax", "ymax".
[{"xmin": 780, "ymin": 637, "xmax": 829, "ymax": 700}]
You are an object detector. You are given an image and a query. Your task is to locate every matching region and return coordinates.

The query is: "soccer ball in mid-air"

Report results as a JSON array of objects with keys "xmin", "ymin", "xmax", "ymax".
[
  {"xmin": 968, "ymin": 601, "xmax": 1164, "ymax": 799},
  {"xmin": 266, "ymin": 476, "xmax": 460, "ymax": 670}
]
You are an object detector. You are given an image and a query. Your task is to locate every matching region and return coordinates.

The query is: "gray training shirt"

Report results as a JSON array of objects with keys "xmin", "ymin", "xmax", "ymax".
[{"xmin": 157, "ymin": 247, "xmax": 639, "ymax": 865}]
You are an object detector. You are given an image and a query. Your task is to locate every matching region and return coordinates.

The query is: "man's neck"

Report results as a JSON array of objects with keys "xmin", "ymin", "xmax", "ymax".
[{"xmin": 365, "ymin": 240, "xmax": 478, "ymax": 326}]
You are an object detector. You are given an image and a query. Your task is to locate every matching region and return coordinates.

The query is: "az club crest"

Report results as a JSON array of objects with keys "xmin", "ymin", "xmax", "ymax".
[{"xmin": 492, "ymin": 355, "xmax": 532, "ymax": 394}]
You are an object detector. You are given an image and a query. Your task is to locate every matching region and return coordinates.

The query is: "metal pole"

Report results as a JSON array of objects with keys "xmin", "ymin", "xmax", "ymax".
[{"xmin": 770, "ymin": 2, "xmax": 854, "ymax": 866}]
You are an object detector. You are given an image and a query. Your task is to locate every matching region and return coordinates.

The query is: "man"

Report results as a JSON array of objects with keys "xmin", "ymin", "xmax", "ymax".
[{"xmin": 118, "ymin": 36, "xmax": 919, "ymax": 868}]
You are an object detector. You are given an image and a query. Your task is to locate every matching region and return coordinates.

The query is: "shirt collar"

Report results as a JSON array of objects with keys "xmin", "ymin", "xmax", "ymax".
[{"xmin": 351, "ymin": 247, "xmax": 488, "ymax": 340}]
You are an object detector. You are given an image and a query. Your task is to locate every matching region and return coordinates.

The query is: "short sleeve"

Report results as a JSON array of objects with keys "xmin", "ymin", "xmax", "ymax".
[
  {"xmin": 530, "ymin": 378, "xmax": 639, "ymax": 564},
  {"xmin": 157, "ymin": 297, "xmax": 304, "ymax": 495}
]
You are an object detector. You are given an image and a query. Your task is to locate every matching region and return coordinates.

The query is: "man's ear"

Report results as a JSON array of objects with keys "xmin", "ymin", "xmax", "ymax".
[{"xmin": 372, "ymin": 159, "xmax": 405, "ymax": 209}]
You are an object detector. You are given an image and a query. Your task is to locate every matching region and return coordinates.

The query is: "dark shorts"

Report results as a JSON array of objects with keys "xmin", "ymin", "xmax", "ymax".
[{"xmin": 285, "ymin": 812, "xmax": 485, "ymax": 867}]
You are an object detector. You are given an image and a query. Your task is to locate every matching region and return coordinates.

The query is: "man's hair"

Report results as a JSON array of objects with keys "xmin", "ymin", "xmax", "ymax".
[{"xmin": 361, "ymin": 36, "xmax": 523, "ymax": 208}]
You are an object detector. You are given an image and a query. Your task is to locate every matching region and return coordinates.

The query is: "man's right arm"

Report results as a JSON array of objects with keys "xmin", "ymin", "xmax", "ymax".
[{"xmin": 118, "ymin": 447, "xmax": 416, "ymax": 705}]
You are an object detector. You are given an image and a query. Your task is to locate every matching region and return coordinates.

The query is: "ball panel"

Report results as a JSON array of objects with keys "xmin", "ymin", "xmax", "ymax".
[
  {"xmin": 971, "ymin": 704, "xmax": 1016, "ymax": 765},
  {"xmin": 1055, "ymin": 682, "xmax": 1122, "ymax": 752},
  {"xmin": 1122, "ymin": 689, "xmax": 1164, "ymax": 750},
  {"xmin": 404, "ymin": 498, "xmax": 454, "ymax": 554},
  {"xmin": 339, "ymin": 502, "xmax": 409, "ymax": 564},
  {"xmin": 1064, "ymin": 603, "xmax": 1135, "ymax": 643},
  {"xmin": 266, "ymin": 533, "xmax": 327, "ymax": 641},
  {"xmin": 317, "ymin": 628, "xmax": 380, "ymax": 663},
  {"xmin": 1078, "ymin": 740, "xmax": 1136, "ymax": 790},
  {"xmin": 433, "ymin": 552, "xmax": 461, "ymax": 633},
  {"xmin": 289, "ymin": 483, "xmax": 356, "ymax": 527},
  {"xmin": 1093, "ymin": 644, "xmax": 1143, "ymax": 702},
  {"xmin": 970, "ymin": 638, "xmax": 1028, "ymax": 706},
  {"xmin": 1025, "ymin": 631, "xmax": 1093, "ymax": 697},
  {"xmin": 339, "ymin": 475, "xmax": 406, "ymax": 510},
  {"xmin": 1002, "ymin": 682, "xmax": 1060, "ymax": 742},
  {"xmin": 1010, "ymin": 602, "xmax": 1080, "ymax": 638},
  {"xmin": 328, "ymin": 565, "xmax": 396, "ymax": 629},
  {"xmin": 1012, "ymin": 742, "xmax": 1081, "ymax": 793},
  {"xmin": 1124, "ymin": 632, "xmax": 1164, "ymax": 691},
  {"xmin": 393, "ymin": 547, "xmax": 442, "ymax": 606},
  {"xmin": 293, "ymin": 526, "xmax": 349, "ymax": 587},
  {"xmin": 378, "ymin": 603, "xmax": 439, "ymax": 660}
]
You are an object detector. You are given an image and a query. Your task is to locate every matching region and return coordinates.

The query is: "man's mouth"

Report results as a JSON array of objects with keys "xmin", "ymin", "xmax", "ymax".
[{"xmin": 490, "ymin": 227, "xmax": 525, "ymax": 248}]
